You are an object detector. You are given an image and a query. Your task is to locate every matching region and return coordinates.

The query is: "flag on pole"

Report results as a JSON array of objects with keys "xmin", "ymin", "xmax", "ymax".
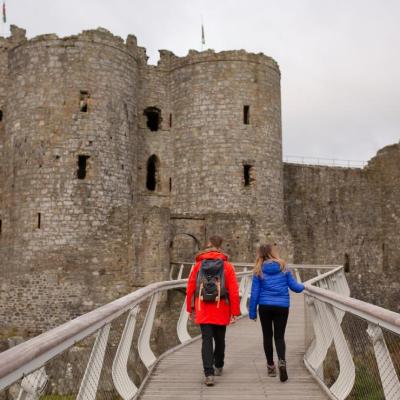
[
  {"xmin": 201, "ymin": 23, "xmax": 205, "ymax": 45},
  {"xmin": 2, "ymin": 1, "xmax": 6, "ymax": 23}
]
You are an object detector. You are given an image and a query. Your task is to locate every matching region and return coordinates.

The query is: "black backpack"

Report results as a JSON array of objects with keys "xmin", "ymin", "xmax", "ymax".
[{"xmin": 195, "ymin": 259, "xmax": 228, "ymax": 308}]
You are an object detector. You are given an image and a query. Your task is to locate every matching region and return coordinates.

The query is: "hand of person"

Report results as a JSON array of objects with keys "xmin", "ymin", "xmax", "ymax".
[
  {"xmin": 188, "ymin": 311, "xmax": 195, "ymax": 321},
  {"xmin": 230, "ymin": 315, "xmax": 237, "ymax": 324}
]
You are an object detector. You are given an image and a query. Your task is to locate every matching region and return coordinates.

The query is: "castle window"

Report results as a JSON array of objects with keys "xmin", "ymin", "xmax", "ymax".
[
  {"xmin": 0, "ymin": 110, "xmax": 3, "ymax": 122},
  {"xmin": 37, "ymin": 213, "xmax": 41, "ymax": 229},
  {"xmin": 344, "ymin": 253, "xmax": 350, "ymax": 273},
  {"xmin": 243, "ymin": 105, "xmax": 250, "ymax": 125},
  {"xmin": 77, "ymin": 155, "xmax": 90, "ymax": 179},
  {"xmin": 146, "ymin": 155, "xmax": 160, "ymax": 191},
  {"xmin": 243, "ymin": 164, "xmax": 254, "ymax": 186},
  {"xmin": 144, "ymin": 107, "xmax": 161, "ymax": 131},
  {"xmin": 169, "ymin": 177, "xmax": 172, "ymax": 192},
  {"xmin": 0, "ymin": 219, "xmax": 2, "ymax": 235},
  {"xmin": 79, "ymin": 91, "xmax": 89, "ymax": 112},
  {"xmin": 169, "ymin": 113, "xmax": 172, "ymax": 128}
]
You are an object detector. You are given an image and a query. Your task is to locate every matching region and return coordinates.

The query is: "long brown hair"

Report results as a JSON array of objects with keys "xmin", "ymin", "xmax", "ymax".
[{"xmin": 254, "ymin": 243, "xmax": 286, "ymax": 276}]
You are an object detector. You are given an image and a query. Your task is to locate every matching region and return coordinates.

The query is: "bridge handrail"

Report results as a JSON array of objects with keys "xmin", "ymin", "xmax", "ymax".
[
  {"xmin": 303, "ymin": 266, "xmax": 400, "ymax": 400},
  {"xmin": 170, "ymin": 261, "xmax": 337, "ymax": 280},
  {"xmin": 0, "ymin": 279, "xmax": 183, "ymax": 385},
  {"xmin": 171, "ymin": 261, "xmax": 338, "ymax": 268},
  {"xmin": 305, "ymin": 278, "xmax": 400, "ymax": 334},
  {"xmin": 0, "ymin": 271, "xmax": 251, "ymax": 395}
]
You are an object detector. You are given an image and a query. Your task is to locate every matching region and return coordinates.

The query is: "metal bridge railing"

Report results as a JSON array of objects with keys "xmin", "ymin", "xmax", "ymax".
[
  {"xmin": 0, "ymin": 270, "xmax": 254, "ymax": 400},
  {"xmin": 170, "ymin": 261, "xmax": 336, "ymax": 281},
  {"xmin": 4, "ymin": 264, "xmax": 395, "ymax": 400},
  {"xmin": 284, "ymin": 155, "xmax": 367, "ymax": 168},
  {"xmin": 304, "ymin": 266, "xmax": 400, "ymax": 400}
]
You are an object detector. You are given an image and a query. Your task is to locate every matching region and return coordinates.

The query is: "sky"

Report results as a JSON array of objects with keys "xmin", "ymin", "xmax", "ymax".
[{"xmin": 2, "ymin": 0, "xmax": 400, "ymax": 163}]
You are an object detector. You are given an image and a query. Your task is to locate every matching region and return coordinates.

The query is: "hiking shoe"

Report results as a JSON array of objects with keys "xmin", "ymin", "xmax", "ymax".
[
  {"xmin": 214, "ymin": 367, "xmax": 223, "ymax": 376},
  {"xmin": 278, "ymin": 360, "xmax": 288, "ymax": 382},
  {"xmin": 204, "ymin": 376, "xmax": 215, "ymax": 386},
  {"xmin": 267, "ymin": 363, "xmax": 277, "ymax": 377}
]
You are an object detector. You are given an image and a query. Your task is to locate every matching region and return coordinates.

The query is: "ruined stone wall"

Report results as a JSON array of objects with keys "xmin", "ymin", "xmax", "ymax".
[
  {"xmin": 367, "ymin": 144, "xmax": 400, "ymax": 273},
  {"xmin": 284, "ymin": 143, "xmax": 400, "ymax": 310},
  {"xmin": 284, "ymin": 164, "xmax": 382, "ymax": 271},
  {"xmin": 136, "ymin": 62, "xmax": 172, "ymax": 207},
  {"xmin": 0, "ymin": 28, "xmax": 142, "ymax": 333}
]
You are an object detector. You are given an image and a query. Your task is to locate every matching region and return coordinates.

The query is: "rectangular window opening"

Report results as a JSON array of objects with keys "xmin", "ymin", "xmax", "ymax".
[
  {"xmin": 169, "ymin": 177, "xmax": 172, "ymax": 192},
  {"xmin": 243, "ymin": 105, "xmax": 250, "ymax": 125},
  {"xmin": 144, "ymin": 107, "xmax": 161, "ymax": 131},
  {"xmin": 243, "ymin": 164, "xmax": 253, "ymax": 186},
  {"xmin": 37, "ymin": 213, "xmax": 41, "ymax": 229},
  {"xmin": 77, "ymin": 155, "xmax": 90, "ymax": 179},
  {"xmin": 169, "ymin": 113, "xmax": 172, "ymax": 128},
  {"xmin": 0, "ymin": 219, "xmax": 2, "ymax": 235},
  {"xmin": 79, "ymin": 91, "xmax": 89, "ymax": 112},
  {"xmin": 0, "ymin": 110, "xmax": 3, "ymax": 122}
]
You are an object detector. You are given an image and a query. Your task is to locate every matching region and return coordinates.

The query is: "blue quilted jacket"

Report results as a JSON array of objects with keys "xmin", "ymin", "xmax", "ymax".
[{"xmin": 249, "ymin": 261, "xmax": 305, "ymax": 319}]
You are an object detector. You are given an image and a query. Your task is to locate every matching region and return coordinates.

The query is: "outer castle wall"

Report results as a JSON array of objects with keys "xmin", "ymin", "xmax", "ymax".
[
  {"xmin": 0, "ymin": 26, "xmax": 399, "ymax": 340},
  {"xmin": 0, "ymin": 27, "xmax": 142, "ymax": 332},
  {"xmin": 284, "ymin": 143, "xmax": 400, "ymax": 311}
]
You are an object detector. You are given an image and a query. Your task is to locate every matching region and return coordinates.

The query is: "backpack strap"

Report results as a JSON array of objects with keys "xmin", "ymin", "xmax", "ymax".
[{"xmin": 195, "ymin": 266, "xmax": 203, "ymax": 297}]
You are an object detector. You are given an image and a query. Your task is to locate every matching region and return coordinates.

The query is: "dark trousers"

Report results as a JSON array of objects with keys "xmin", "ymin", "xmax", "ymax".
[
  {"xmin": 200, "ymin": 324, "xmax": 227, "ymax": 376},
  {"xmin": 258, "ymin": 305, "xmax": 289, "ymax": 365}
]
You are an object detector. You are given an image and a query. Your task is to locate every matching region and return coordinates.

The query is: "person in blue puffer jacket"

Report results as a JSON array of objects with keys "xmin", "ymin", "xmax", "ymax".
[{"xmin": 249, "ymin": 243, "xmax": 304, "ymax": 382}]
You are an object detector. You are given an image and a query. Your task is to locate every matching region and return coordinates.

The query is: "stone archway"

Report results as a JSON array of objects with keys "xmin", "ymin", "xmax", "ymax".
[{"xmin": 170, "ymin": 233, "xmax": 201, "ymax": 263}]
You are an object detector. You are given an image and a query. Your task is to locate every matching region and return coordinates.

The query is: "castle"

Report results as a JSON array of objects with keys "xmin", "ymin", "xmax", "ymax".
[{"xmin": 0, "ymin": 26, "xmax": 399, "ymax": 336}]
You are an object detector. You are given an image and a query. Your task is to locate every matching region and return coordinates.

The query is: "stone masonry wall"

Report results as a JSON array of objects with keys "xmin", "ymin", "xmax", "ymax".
[
  {"xmin": 284, "ymin": 143, "xmax": 400, "ymax": 310},
  {"xmin": 0, "ymin": 24, "xmax": 398, "ymax": 340},
  {"xmin": 0, "ymin": 28, "xmax": 143, "ymax": 334},
  {"xmin": 166, "ymin": 49, "xmax": 293, "ymax": 258}
]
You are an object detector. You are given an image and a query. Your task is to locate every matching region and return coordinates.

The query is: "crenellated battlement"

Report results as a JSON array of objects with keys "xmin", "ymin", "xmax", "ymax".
[
  {"xmin": 3, "ymin": 25, "xmax": 148, "ymax": 64},
  {"xmin": 157, "ymin": 47, "xmax": 280, "ymax": 73}
]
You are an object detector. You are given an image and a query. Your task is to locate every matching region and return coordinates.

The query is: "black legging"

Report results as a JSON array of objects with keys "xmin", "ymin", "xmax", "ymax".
[{"xmin": 258, "ymin": 305, "xmax": 289, "ymax": 365}]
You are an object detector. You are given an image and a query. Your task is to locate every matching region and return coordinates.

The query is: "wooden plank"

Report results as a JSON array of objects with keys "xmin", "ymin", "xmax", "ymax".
[{"xmin": 139, "ymin": 294, "xmax": 328, "ymax": 399}]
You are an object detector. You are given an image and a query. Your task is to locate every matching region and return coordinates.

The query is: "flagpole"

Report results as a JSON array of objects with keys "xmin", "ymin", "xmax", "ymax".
[
  {"xmin": 201, "ymin": 15, "xmax": 205, "ymax": 51},
  {"xmin": 1, "ymin": 0, "xmax": 6, "ymax": 37}
]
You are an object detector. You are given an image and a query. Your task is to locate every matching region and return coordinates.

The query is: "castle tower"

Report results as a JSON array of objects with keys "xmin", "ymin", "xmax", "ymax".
[
  {"xmin": 164, "ymin": 50, "xmax": 292, "ymax": 260},
  {"xmin": 0, "ymin": 28, "xmax": 142, "ymax": 332}
]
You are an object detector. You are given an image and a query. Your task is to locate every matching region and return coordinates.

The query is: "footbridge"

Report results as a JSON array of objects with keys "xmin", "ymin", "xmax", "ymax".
[{"xmin": 1, "ymin": 264, "xmax": 400, "ymax": 400}]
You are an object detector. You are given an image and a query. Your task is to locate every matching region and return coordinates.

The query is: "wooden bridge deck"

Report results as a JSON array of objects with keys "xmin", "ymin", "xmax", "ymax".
[{"xmin": 139, "ymin": 294, "xmax": 328, "ymax": 399}]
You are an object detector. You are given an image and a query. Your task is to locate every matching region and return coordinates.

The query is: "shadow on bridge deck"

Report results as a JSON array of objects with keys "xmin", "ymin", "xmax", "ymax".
[{"xmin": 139, "ymin": 294, "xmax": 328, "ymax": 399}]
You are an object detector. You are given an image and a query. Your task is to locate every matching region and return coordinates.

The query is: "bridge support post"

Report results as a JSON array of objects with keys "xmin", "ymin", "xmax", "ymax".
[
  {"xmin": 240, "ymin": 275, "xmax": 251, "ymax": 316},
  {"xmin": 112, "ymin": 307, "xmax": 140, "ymax": 400},
  {"xmin": 77, "ymin": 324, "xmax": 110, "ymax": 400},
  {"xmin": 325, "ymin": 303, "xmax": 355, "ymax": 400},
  {"xmin": 138, "ymin": 292, "xmax": 159, "ymax": 369},
  {"xmin": 367, "ymin": 323, "xmax": 400, "ymax": 400},
  {"xmin": 177, "ymin": 297, "xmax": 191, "ymax": 343}
]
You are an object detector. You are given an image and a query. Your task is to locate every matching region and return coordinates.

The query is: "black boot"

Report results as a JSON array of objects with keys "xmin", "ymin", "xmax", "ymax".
[{"xmin": 278, "ymin": 360, "xmax": 288, "ymax": 382}]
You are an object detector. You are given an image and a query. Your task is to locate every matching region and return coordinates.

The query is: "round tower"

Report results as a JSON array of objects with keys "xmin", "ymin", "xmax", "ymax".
[
  {"xmin": 168, "ymin": 50, "xmax": 292, "ymax": 258},
  {"xmin": 1, "ymin": 29, "xmax": 140, "ymax": 331}
]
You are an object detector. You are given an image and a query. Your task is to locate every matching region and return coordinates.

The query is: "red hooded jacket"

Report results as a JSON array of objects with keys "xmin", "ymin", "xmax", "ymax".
[{"xmin": 186, "ymin": 248, "xmax": 241, "ymax": 325}]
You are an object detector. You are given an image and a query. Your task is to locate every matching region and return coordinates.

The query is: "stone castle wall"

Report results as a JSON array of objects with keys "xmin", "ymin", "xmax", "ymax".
[
  {"xmin": 284, "ymin": 143, "xmax": 400, "ymax": 310},
  {"xmin": 0, "ymin": 27, "xmax": 291, "ymax": 335},
  {"xmin": 0, "ymin": 27, "xmax": 144, "ymax": 333},
  {"xmin": 0, "ymin": 25, "xmax": 398, "ymax": 338}
]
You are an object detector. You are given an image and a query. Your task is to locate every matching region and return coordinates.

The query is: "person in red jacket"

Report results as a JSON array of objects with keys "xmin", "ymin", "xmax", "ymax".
[{"xmin": 186, "ymin": 235, "xmax": 241, "ymax": 386}]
